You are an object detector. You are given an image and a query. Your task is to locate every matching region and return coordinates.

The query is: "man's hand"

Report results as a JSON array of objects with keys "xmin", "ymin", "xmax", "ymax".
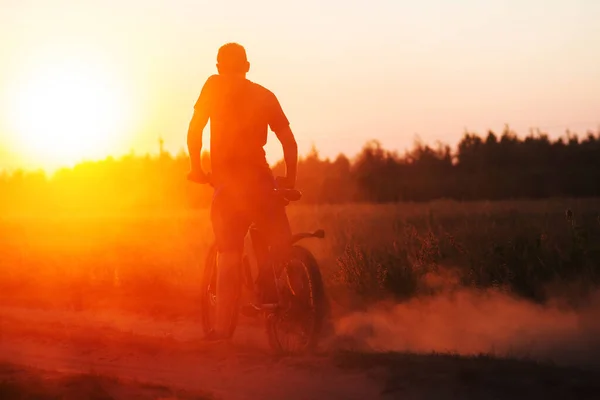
[{"xmin": 187, "ymin": 169, "xmax": 211, "ymax": 184}]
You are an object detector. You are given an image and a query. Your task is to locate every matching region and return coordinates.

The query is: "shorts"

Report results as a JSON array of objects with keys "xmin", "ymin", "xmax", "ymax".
[{"xmin": 210, "ymin": 180, "xmax": 292, "ymax": 255}]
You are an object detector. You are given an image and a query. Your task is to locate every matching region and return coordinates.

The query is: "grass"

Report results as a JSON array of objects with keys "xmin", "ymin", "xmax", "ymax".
[{"xmin": 1, "ymin": 198, "xmax": 600, "ymax": 317}]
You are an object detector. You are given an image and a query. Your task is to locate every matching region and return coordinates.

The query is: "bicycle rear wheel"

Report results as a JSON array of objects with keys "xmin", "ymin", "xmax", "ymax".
[
  {"xmin": 200, "ymin": 244, "xmax": 240, "ymax": 338},
  {"xmin": 266, "ymin": 245, "xmax": 326, "ymax": 355}
]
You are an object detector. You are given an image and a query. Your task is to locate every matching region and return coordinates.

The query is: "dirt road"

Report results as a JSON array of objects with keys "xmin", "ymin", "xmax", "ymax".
[
  {"xmin": 2, "ymin": 305, "xmax": 600, "ymax": 399},
  {"xmin": 0, "ymin": 306, "xmax": 385, "ymax": 399}
]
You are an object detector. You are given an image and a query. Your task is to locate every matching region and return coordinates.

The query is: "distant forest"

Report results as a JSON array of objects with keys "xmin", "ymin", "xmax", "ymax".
[{"xmin": 1, "ymin": 125, "xmax": 600, "ymax": 211}]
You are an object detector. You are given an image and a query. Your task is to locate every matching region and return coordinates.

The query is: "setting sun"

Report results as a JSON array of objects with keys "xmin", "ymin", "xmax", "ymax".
[{"xmin": 7, "ymin": 59, "xmax": 131, "ymax": 167}]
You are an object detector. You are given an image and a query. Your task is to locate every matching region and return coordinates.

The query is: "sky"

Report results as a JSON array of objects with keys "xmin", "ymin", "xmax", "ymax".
[{"xmin": 1, "ymin": 0, "xmax": 599, "ymax": 170}]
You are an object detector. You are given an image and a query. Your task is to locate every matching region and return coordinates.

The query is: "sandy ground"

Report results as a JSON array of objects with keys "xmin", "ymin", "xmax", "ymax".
[
  {"xmin": 2, "ymin": 305, "xmax": 600, "ymax": 399},
  {"xmin": 0, "ymin": 306, "xmax": 385, "ymax": 399}
]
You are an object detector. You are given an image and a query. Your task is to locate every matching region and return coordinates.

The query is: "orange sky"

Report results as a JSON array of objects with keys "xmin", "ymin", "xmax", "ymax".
[{"xmin": 1, "ymin": 0, "xmax": 599, "ymax": 170}]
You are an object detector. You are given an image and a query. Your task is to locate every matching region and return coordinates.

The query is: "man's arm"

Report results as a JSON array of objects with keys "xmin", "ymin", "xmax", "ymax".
[
  {"xmin": 273, "ymin": 125, "xmax": 298, "ymax": 188},
  {"xmin": 187, "ymin": 110, "xmax": 209, "ymax": 173},
  {"xmin": 268, "ymin": 92, "xmax": 298, "ymax": 188},
  {"xmin": 187, "ymin": 76, "xmax": 214, "ymax": 179}
]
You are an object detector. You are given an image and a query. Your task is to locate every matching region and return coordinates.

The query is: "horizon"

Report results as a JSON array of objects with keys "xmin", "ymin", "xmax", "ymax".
[
  {"xmin": 2, "ymin": 124, "xmax": 599, "ymax": 177},
  {"xmin": 1, "ymin": 0, "xmax": 599, "ymax": 171}
]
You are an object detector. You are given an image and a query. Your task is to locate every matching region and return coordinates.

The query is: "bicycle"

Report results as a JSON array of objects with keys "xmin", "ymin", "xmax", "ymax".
[{"xmin": 193, "ymin": 176, "xmax": 327, "ymax": 355}]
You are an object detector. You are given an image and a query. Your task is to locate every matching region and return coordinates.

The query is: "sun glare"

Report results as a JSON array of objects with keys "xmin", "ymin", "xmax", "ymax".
[{"xmin": 8, "ymin": 60, "xmax": 131, "ymax": 168}]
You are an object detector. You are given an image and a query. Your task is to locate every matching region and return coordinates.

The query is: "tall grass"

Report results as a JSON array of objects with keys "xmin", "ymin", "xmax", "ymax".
[{"xmin": 1, "ymin": 198, "xmax": 599, "ymax": 317}]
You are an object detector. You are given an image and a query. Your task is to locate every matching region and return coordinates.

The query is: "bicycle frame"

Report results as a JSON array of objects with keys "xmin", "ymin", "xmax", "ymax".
[{"xmin": 241, "ymin": 224, "xmax": 325, "ymax": 312}]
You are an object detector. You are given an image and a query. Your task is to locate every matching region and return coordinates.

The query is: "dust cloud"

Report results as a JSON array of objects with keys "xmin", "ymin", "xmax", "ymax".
[{"xmin": 330, "ymin": 271, "xmax": 600, "ymax": 369}]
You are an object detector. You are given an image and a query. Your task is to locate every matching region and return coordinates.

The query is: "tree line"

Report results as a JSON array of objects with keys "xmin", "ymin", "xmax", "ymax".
[
  {"xmin": 1, "ymin": 125, "xmax": 599, "ymax": 211},
  {"xmin": 274, "ymin": 125, "xmax": 600, "ymax": 203}
]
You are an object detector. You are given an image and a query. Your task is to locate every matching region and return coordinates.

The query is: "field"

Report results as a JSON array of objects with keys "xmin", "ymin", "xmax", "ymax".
[
  {"xmin": 2, "ymin": 199, "xmax": 600, "ymax": 398},
  {"xmin": 2, "ymin": 198, "xmax": 600, "ymax": 314}
]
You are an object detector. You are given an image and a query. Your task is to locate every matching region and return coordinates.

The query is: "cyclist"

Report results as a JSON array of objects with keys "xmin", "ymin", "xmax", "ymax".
[{"xmin": 186, "ymin": 43, "xmax": 299, "ymax": 341}]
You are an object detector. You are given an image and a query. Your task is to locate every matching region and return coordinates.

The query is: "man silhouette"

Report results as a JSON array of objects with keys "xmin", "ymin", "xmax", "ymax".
[{"xmin": 187, "ymin": 43, "xmax": 298, "ymax": 341}]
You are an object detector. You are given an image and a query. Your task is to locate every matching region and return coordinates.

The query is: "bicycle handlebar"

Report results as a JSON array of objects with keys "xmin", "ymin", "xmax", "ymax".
[
  {"xmin": 274, "ymin": 187, "xmax": 302, "ymax": 202},
  {"xmin": 187, "ymin": 172, "xmax": 302, "ymax": 202}
]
